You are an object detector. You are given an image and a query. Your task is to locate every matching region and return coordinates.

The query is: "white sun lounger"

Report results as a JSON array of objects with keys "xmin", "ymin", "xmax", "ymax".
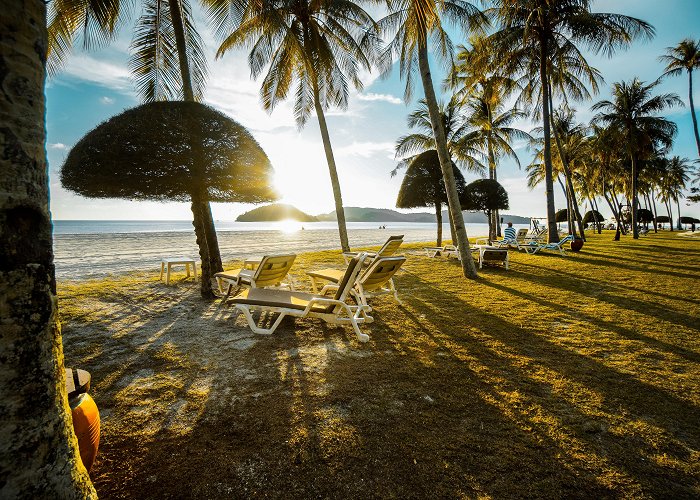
[
  {"xmin": 215, "ymin": 254, "xmax": 296, "ymax": 298},
  {"xmin": 230, "ymin": 254, "xmax": 372, "ymax": 342},
  {"xmin": 307, "ymin": 255, "xmax": 406, "ymax": 307}
]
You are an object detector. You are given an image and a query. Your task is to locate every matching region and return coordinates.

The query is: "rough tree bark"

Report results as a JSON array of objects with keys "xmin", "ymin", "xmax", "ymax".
[
  {"xmin": 0, "ymin": 0, "xmax": 96, "ymax": 495},
  {"xmin": 418, "ymin": 43, "xmax": 477, "ymax": 278}
]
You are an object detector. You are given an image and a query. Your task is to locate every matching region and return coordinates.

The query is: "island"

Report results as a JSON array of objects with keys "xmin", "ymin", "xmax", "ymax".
[{"xmin": 236, "ymin": 203, "xmax": 319, "ymax": 222}]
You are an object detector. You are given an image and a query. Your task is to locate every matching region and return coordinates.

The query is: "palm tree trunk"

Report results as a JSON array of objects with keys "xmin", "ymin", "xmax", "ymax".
[
  {"xmin": 548, "ymin": 86, "xmax": 585, "ymax": 240},
  {"xmin": 487, "ymin": 142, "xmax": 498, "ymax": 241},
  {"xmin": 435, "ymin": 201, "xmax": 442, "ymax": 247},
  {"xmin": 539, "ymin": 36, "xmax": 558, "ymax": 243},
  {"xmin": 676, "ymin": 198, "xmax": 683, "ymax": 230},
  {"xmin": 689, "ymin": 69, "xmax": 700, "ymax": 157},
  {"xmin": 418, "ymin": 43, "xmax": 477, "ymax": 278},
  {"xmin": 650, "ymin": 187, "xmax": 659, "ymax": 233},
  {"xmin": 447, "ymin": 209, "xmax": 457, "ymax": 245},
  {"xmin": 631, "ymin": 154, "xmax": 639, "ymax": 239},
  {"xmin": 312, "ymin": 83, "xmax": 350, "ymax": 253},
  {"xmin": 168, "ymin": 0, "xmax": 220, "ymax": 292},
  {"xmin": 666, "ymin": 200, "xmax": 674, "ymax": 231},
  {"xmin": 0, "ymin": 1, "xmax": 96, "ymax": 495},
  {"xmin": 603, "ymin": 190, "xmax": 621, "ymax": 240}
]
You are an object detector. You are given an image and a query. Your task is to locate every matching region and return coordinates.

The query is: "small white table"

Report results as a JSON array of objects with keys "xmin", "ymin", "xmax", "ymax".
[{"xmin": 160, "ymin": 257, "xmax": 197, "ymax": 285}]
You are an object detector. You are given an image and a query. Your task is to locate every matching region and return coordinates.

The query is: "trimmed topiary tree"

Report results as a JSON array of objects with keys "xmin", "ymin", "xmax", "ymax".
[
  {"xmin": 61, "ymin": 101, "xmax": 277, "ymax": 297},
  {"xmin": 637, "ymin": 208, "xmax": 654, "ymax": 224},
  {"xmin": 395, "ymin": 150, "xmax": 467, "ymax": 246},
  {"xmin": 680, "ymin": 216, "xmax": 700, "ymax": 231},
  {"xmin": 461, "ymin": 179, "xmax": 509, "ymax": 232}
]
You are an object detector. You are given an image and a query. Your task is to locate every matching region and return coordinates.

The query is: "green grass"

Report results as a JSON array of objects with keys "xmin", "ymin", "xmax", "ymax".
[{"xmin": 58, "ymin": 232, "xmax": 700, "ymax": 498}]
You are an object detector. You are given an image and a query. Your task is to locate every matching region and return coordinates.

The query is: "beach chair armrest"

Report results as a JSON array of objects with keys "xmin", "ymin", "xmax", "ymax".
[{"xmin": 475, "ymin": 237, "xmax": 490, "ymax": 245}]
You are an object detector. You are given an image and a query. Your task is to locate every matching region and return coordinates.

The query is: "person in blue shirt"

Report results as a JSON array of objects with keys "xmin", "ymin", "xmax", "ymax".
[{"xmin": 504, "ymin": 222, "xmax": 517, "ymax": 241}]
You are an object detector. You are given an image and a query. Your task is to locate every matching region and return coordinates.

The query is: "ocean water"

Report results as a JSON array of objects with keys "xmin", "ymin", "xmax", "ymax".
[{"xmin": 52, "ymin": 220, "xmax": 528, "ymax": 280}]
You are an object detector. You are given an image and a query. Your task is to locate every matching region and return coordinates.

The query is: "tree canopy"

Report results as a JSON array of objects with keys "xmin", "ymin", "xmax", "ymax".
[
  {"xmin": 61, "ymin": 101, "xmax": 277, "ymax": 203},
  {"xmin": 555, "ymin": 209, "xmax": 569, "ymax": 223},
  {"xmin": 396, "ymin": 150, "xmax": 466, "ymax": 209},
  {"xmin": 461, "ymin": 178, "xmax": 509, "ymax": 215},
  {"xmin": 583, "ymin": 210, "xmax": 604, "ymax": 224}
]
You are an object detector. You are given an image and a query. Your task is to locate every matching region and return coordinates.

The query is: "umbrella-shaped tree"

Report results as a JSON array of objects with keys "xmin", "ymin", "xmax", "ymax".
[
  {"xmin": 61, "ymin": 101, "xmax": 276, "ymax": 298},
  {"xmin": 582, "ymin": 210, "xmax": 604, "ymax": 226},
  {"xmin": 555, "ymin": 208, "xmax": 569, "ymax": 224},
  {"xmin": 461, "ymin": 179, "xmax": 509, "ymax": 228},
  {"xmin": 395, "ymin": 150, "xmax": 467, "ymax": 246}
]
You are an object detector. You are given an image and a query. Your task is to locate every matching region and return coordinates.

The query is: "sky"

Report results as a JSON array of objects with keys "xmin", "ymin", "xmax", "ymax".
[{"xmin": 46, "ymin": 0, "xmax": 700, "ymax": 221}]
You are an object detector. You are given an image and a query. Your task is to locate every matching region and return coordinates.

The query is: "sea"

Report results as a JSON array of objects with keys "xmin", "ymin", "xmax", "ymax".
[{"xmin": 52, "ymin": 220, "xmax": 529, "ymax": 280}]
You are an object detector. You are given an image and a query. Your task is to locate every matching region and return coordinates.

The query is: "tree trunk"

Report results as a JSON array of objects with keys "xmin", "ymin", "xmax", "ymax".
[
  {"xmin": 169, "ymin": 0, "xmax": 222, "ymax": 288},
  {"xmin": 689, "ymin": 69, "xmax": 700, "ymax": 157},
  {"xmin": 447, "ymin": 209, "xmax": 457, "ymax": 245},
  {"xmin": 666, "ymin": 200, "xmax": 674, "ymax": 231},
  {"xmin": 435, "ymin": 201, "xmax": 442, "ymax": 247},
  {"xmin": 0, "ymin": 1, "xmax": 96, "ymax": 495},
  {"xmin": 631, "ymin": 154, "xmax": 639, "ymax": 238},
  {"xmin": 593, "ymin": 197, "xmax": 602, "ymax": 234},
  {"xmin": 539, "ymin": 35, "xmax": 558, "ymax": 243},
  {"xmin": 676, "ymin": 199, "xmax": 683, "ymax": 230},
  {"xmin": 548, "ymin": 87, "xmax": 585, "ymax": 241},
  {"xmin": 200, "ymin": 201, "xmax": 222, "ymax": 273},
  {"xmin": 650, "ymin": 188, "xmax": 658, "ymax": 233},
  {"xmin": 191, "ymin": 197, "xmax": 215, "ymax": 299},
  {"xmin": 487, "ymin": 140, "xmax": 498, "ymax": 241},
  {"xmin": 312, "ymin": 83, "xmax": 350, "ymax": 253},
  {"xmin": 418, "ymin": 44, "xmax": 477, "ymax": 278},
  {"xmin": 603, "ymin": 191, "xmax": 621, "ymax": 241}
]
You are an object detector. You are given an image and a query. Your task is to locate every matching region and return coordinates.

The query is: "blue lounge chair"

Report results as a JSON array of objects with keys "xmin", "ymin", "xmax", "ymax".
[{"xmin": 525, "ymin": 234, "xmax": 574, "ymax": 255}]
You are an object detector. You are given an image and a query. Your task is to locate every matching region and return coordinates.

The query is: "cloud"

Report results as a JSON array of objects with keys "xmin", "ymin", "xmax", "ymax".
[
  {"xmin": 335, "ymin": 141, "xmax": 395, "ymax": 158},
  {"xmin": 49, "ymin": 143, "xmax": 67, "ymax": 150},
  {"xmin": 58, "ymin": 53, "xmax": 132, "ymax": 92},
  {"xmin": 100, "ymin": 96, "xmax": 115, "ymax": 105},
  {"xmin": 357, "ymin": 92, "xmax": 403, "ymax": 105}
]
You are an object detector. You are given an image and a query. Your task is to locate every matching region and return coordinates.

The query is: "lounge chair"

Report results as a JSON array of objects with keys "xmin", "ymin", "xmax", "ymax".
[
  {"xmin": 477, "ymin": 247, "xmax": 509, "ymax": 269},
  {"xmin": 215, "ymin": 254, "xmax": 296, "ymax": 298},
  {"xmin": 423, "ymin": 244, "xmax": 457, "ymax": 257},
  {"xmin": 525, "ymin": 234, "xmax": 574, "ymax": 255},
  {"xmin": 230, "ymin": 254, "xmax": 372, "ymax": 342},
  {"xmin": 343, "ymin": 235, "xmax": 404, "ymax": 264},
  {"xmin": 307, "ymin": 255, "xmax": 406, "ymax": 307}
]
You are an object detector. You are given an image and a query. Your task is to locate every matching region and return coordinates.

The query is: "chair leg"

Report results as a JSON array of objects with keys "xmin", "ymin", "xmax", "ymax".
[
  {"xmin": 186, "ymin": 263, "xmax": 191, "ymax": 278},
  {"xmin": 341, "ymin": 304, "xmax": 369, "ymax": 343},
  {"xmin": 160, "ymin": 262, "xmax": 164, "ymax": 281},
  {"xmin": 389, "ymin": 278, "xmax": 403, "ymax": 305},
  {"xmin": 216, "ymin": 276, "xmax": 224, "ymax": 294},
  {"xmin": 236, "ymin": 306, "xmax": 286, "ymax": 335},
  {"xmin": 192, "ymin": 261, "xmax": 197, "ymax": 281},
  {"xmin": 166, "ymin": 263, "xmax": 171, "ymax": 285}
]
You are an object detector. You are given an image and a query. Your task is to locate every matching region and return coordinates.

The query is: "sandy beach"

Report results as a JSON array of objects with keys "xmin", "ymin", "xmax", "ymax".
[{"xmin": 53, "ymin": 222, "xmax": 527, "ymax": 280}]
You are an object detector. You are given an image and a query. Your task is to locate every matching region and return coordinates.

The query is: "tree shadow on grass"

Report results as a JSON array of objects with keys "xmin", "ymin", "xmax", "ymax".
[
  {"xmin": 510, "ymin": 263, "xmax": 700, "ymax": 337},
  {"xmin": 390, "ymin": 275, "xmax": 699, "ymax": 497}
]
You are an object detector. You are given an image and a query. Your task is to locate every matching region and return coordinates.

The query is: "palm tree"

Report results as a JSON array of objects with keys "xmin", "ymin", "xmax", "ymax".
[
  {"xmin": 213, "ymin": 0, "xmax": 380, "ymax": 253},
  {"xmin": 592, "ymin": 78, "xmax": 681, "ymax": 238},
  {"xmin": 659, "ymin": 38, "xmax": 700, "ymax": 156},
  {"xmin": 394, "ymin": 150, "xmax": 467, "ymax": 246},
  {"xmin": 47, "ymin": 0, "xmax": 224, "ymax": 298},
  {"xmin": 394, "ymin": 97, "xmax": 484, "ymax": 242},
  {"xmin": 378, "ymin": 0, "xmax": 487, "ymax": 278},
  {"xmin": 664, "ymin": 156, "xmax": 692, "ymax": 229},
  {"xmin": 462, "ymin": 91, "xmax": 530, "ymax": 240},
  {"xmin": 1, "ymin": 0, "xmax": 96, "ymax": 494},
  {"xmin": 486, "ymin": 0, "xmax": 653, "ymax": 243}
]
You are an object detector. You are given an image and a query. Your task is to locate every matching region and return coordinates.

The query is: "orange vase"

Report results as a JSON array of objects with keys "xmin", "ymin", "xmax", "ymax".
[
  {"xmin": 66, "ymin": 368, "xmax": 100, "ymax": 473},
  {"xmin": 70, "ymin": 393, "xmax": 100, "ymax": 472}
]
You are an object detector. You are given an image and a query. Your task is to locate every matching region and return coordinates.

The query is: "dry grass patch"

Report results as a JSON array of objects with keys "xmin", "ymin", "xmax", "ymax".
[{"xmin": 58, "ymin": 232, "xmax": 700, "ymax": 498}]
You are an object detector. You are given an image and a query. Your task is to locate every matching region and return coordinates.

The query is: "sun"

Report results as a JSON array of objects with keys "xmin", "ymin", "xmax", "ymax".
[{"xmin": 276, "ymin": 219, "xmax": 303, "ymax": 233}]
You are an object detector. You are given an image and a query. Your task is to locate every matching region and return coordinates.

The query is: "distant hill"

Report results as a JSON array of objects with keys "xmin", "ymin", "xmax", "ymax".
[
  {"xmin": 316, "ymin": 207, "xmax": 435, "ymax": 223},
  {"xmin": 236, "ymin": 204, "xmax": 318, "ymax": 222},
  {"xmin": 317, "ymin": 207, "xmax": 531, "ymax": 224}
]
